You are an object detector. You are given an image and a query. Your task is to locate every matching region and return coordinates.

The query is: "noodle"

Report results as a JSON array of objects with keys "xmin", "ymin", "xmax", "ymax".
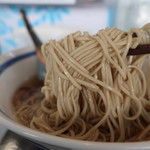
[{"xmin": 14, "ymin": 24, "xmax": 150, "ymax": 142}]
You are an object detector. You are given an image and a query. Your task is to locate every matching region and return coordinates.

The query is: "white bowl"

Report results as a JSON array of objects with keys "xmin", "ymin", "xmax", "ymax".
[{"xmin": 0, "ymin": 47, "xmax": 150, "ymax": 150}]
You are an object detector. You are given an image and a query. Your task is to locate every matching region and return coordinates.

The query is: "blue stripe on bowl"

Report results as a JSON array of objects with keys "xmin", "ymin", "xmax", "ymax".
[
  {"xmin": 0, "ymin": 51, "xmax": 36, "ymax": 74},
  {"xmin": 0, "ymin": 50, "xmax": 52, "ymax": 150}
]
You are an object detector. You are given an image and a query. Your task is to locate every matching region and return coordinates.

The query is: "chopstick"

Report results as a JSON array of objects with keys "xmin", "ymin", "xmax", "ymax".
[
  {"xmin": 20, "ymin": 9, "xmax": 42, "ymax": 48},
  {"xmin": 20, "ymin": 9, "xmax": 45, "ymax": 63},
  {"xmin": 127, "ymin": 44, "xmax": 150, "ymax": 55}
]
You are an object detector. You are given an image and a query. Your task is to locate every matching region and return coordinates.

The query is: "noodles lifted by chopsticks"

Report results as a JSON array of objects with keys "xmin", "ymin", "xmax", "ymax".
[{"xmin": 15, "ymin": 24, "xmax": 150, "ymax": 142}]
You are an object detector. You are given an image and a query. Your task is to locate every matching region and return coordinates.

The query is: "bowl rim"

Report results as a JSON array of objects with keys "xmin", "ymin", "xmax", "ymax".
[
  {"xmin": 0, "ymin": 47, "xmax": 150, "ymax": 150},
  {"xmin": 1, "ymin": 115, "xmax": 150, "ymax": 150}
]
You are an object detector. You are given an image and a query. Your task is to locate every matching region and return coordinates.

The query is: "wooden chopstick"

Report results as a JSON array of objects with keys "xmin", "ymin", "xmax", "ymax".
[{"xmin": 127, "ymin": 44, "xmax": 150, "ymax": 56}]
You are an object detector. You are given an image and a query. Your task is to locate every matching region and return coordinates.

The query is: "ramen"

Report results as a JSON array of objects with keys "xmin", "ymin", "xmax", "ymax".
[{"xmin": 13, "ymin": 24, "xmax": 150, "ymax": 142}]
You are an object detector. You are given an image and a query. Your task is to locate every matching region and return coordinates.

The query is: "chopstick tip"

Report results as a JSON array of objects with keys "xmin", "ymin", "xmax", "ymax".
[{"xmin": 20, "ymin": 8, "xmax": 25, "ymax": 15}]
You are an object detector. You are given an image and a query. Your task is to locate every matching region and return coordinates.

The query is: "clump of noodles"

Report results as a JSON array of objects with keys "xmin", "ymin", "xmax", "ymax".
[{"xmin": 16, "ymin": 24, "xmax": 150, "ymax": 142}]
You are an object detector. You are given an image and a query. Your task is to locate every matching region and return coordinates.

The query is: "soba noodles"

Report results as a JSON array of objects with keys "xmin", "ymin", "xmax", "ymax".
[{"xmin": 14, "ymin": 24, "xmax": 150, "ymax": 142}]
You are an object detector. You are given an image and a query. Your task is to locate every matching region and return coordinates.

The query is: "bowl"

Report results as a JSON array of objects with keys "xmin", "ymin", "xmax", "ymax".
[{"xmin": 0, "ymin": 47, "xmax": 150, "ymax": 150}]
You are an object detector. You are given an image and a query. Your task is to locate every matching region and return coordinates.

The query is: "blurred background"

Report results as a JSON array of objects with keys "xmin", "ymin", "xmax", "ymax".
[
  {"xmin": 0, "ymin": 0, "xmax": 150, "ymax": 53},
  {"xmin": 0, "ymin": 0, "xmax": 150, "ymax": 149},
  {"xmin": 0, "ymin": 0, "xmax": 149, "ymax": 54}
]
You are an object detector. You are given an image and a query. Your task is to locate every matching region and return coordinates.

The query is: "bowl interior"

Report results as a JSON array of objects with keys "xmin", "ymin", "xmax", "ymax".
[
  {"xmin": 0, "ymin": 48, "xmax": 150, "ymax": 150},
  {"xmin": 0, "ymin": 47, "xmax": 37, "ymax": 119}
]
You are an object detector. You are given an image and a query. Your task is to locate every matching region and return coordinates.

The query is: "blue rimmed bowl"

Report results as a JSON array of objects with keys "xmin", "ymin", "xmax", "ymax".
[{"xmin": 0, "ymin": 47, "xmax": 150, "ymax": 150}]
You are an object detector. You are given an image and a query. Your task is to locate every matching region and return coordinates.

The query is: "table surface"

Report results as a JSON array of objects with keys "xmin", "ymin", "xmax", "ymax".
[{"xmin": 0, "ymin": 125, "xmax": 49, "ymax": 150}]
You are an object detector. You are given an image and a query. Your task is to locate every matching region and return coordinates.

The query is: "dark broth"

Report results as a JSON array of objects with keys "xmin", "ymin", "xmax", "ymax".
[{"xmin": 12, "ymin": 76, "xmax": 44, "ymax": 110}]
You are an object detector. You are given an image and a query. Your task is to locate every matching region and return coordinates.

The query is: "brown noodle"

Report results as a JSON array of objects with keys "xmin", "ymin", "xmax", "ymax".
[{"xmin": 14, "ymin": 24, "xmax": 150, "ymax": 142}]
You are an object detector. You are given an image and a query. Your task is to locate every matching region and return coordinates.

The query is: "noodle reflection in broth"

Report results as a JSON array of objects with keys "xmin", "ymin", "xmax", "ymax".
[{"xmin": 14, "ymin": 24, "xmax": 150, "ymax": 142}]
